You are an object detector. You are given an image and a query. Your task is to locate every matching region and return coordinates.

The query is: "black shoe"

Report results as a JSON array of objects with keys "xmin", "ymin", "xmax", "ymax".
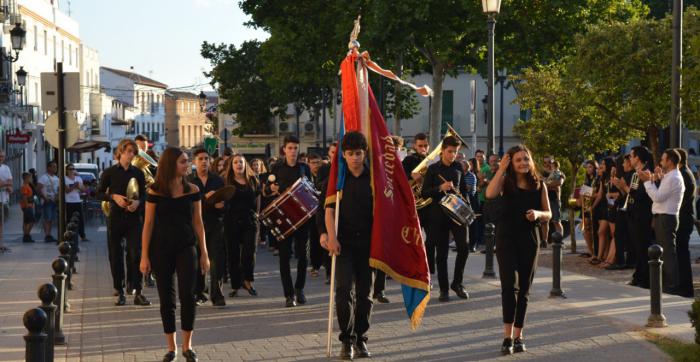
[
  {"xmin": 438, "ymin": 290, "xmax": 450, "ymax": 302},
  {"xmin": 22, "ymin": 235, "xmax": 34, "ymax": 243},
  {"xmin": 44, "ymin": 235, "xmax": 53, "ymax": 243},
  {"xmin": 162, "ymin": 351, "xmax": 176, "ymax": 362},
  {"xmin": 355, "ymin": 341, "xmax": 371, "ymax": 358},
  {"xmin": 626, "ymin": 279, "xmax": 639, "ymax": 286},
  {"xmin": 285, "ymin": 296, "xmax": 297, "ymax": 307},
  {"xmin": 605, "ymin": 264, "xmax": 625, "ymax": 270},
  {"xmin": 501, "ymin": 338, "xmax": 514, "ymax": 355},
  {"xmin": 340, "ymin": 342, "xmax": 354, "ymax": 360},
  {"xmin": 115, "ymin": 294, "xmax": 126, "ymax": 306},
  {"xmin": 134, "ymin": 293, "xmax": 151, "ymax": 306},
  {"xmin": 182, "ymin": 349, "xmax": 198, "ymax": 362},
  {"xmin": 195, "ymin": 295, "xmax": 207, "ymax": 306},
  {"xmin": 450, "ymin": 283, "xmax": 469, "ymax": 299},
  {"xmin": 212, "ymin": 298, "xmax": 226, "ymax": 307},
  {"xmin": 513, "ymin": 337, "xmax": 526, "ymax": 353},
  {"xmin": 243, "ymin": 283, "xmax": 257, "ymax": 296},
  {"xmin": 228, "ymin": 289, "xmax": 238, "ymax": 298},
  {"xmin": 295, "ymin": 289, "xmax": 306, "ymax": 304},
  {"xmin": 373, "ymin": 293, "xmax": 390, "ymax": 303},
  {"xmin": 146, "ymin": 274, "xmax": 156, "ymax": 287}
]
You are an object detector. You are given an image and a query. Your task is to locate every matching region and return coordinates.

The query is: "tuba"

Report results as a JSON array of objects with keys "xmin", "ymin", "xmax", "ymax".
[
  {"xmin": 410, "ymin": 125, "xmax": 468, "ymax": 210},
  {"xmin": 102, "ymin": 150, "xmax": 158, "ymax": 217}
]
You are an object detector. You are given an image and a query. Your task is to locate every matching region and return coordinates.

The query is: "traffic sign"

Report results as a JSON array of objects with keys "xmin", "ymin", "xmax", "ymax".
[
  {"xmin": 44, "ymin": 113, "xmax": 79, "ymax": 148},
  {"xmin": 204, "ymin": 137, "xmax": 217, "ymax": 155},
  {"xmin": 41, "ymin": 72, "xmax": 81, "ymax": 112},
  {"xmin": 6, "ymin": 131, "xmax": 31, "ymax": 144}
]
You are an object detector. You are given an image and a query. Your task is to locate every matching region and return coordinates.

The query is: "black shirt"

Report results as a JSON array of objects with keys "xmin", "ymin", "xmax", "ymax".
[
  {"xmin": 679, "ymin": 165, "xmax": 696, "ymax": 224},
  {"xmin": 270, "ymin": 160, "xmax": 311, "ymax": 193},
  {"xmin": 226, "ymin": 178, "xmax": 260, "ymax": 225},
  {"xmin": 96, "ymin": 163, "xmax": 146, "ymax": 217},
  {"xmin": 421, "ymin": 160, "xmax": 468, "ymax": 202},
  {"xmin": 188, "ymin": 171, "xmax": 225, "ymax": 225},
  {"xmin": 147, "ymin": 192, "xmax": 201, "ymax": 252},
  {"xmin": 629, "ymin": 166, "xmax": 653, "ymax": 221},
  {"xmin": 326, "ymin": 166, "xmax": 373, "ymax": 247},
  {"xmin": 402, "ymin": 153, "xmax": 425, "ymax": 180}
]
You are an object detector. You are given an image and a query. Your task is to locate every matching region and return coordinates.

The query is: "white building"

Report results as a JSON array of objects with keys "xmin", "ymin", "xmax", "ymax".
[{"xmin": 100, "ymin": 66, "xmax": 167, "ymax": 152}]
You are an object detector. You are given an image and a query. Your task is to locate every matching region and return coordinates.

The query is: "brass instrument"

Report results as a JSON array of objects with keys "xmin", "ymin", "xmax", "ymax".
[
  {"xmin": 620, "ymin": 172, "xmax": 639, "ymax": 212},
  {"xmin": 410, "ymin": 125, "xmax": 465, "ymax": 209},
  {"xmin": 102, "ymin": 150, "xmax": 158, "ymax": 217}
]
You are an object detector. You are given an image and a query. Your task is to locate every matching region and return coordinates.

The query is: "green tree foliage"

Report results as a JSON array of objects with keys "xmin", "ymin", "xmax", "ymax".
[{"xmin": 201, "ymin": 40, "xmax": 275, "ymax": 135}]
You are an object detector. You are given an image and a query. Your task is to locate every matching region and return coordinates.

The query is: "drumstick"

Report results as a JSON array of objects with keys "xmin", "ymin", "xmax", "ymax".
[{"xmin": 438, "ymin": 175, "xmax": 457, "ymax": 193}]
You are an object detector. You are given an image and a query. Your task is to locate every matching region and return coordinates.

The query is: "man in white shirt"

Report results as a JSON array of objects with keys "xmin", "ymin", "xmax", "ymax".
[
  {"xmin": 37, "ymin": 161, "xmax": 59, "ymax": 243},
  {"xmin": 638, "ymin": 149, "xmax": 685, "ymax": 294},
  {"xmin": 0, "ymin": 151, "xmax": 12, "ymax": 252}
]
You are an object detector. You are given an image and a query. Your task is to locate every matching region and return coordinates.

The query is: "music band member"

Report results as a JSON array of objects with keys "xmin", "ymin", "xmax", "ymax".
[
  {"xmin": 674, "ymin": 148, "xmax": 696, "ymax": 297},
  {"xmin": 189, "ymin": 148, "xmax": 227, "ymax": 306},
  {"xmin": 485, "ymin": 145, "xmax": 551, "ymax": 355},
  {"xmin": 323, "ymin": 131, "xmax": 373, "ymax": 360},
  {"xmin": 140, "ymin": 147, "xmax": 209, "ymax": 362},
  {"xmin": 402, "ymin": 133, "xmax": 433, "ymax": 274},
  {"xmin": 267, "ymin": 135, "xmax": 312, "ymax": 307},
  {"xmin": 223, "ymin": 154, "xmax": 260, "ymax": 298},
  {"xmin": 308, "ymin": 153, "xmax": 329, "ymax": 279},
  {"xmin": 421, "ymin": 136, "xmax": 470, "ymax": 302},
  {"xmin": 96, "ymin": 139, "xmax": 151, "ymax": 306},
  {"xmin": 627, "ymin": 146, "xmax": 654, "ymax": 289}
]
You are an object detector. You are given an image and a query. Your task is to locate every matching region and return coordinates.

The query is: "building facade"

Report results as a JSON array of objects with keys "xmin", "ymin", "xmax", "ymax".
[{"xmin": 164, "ymin": 91, "xmax": 210, "ymax": 149}]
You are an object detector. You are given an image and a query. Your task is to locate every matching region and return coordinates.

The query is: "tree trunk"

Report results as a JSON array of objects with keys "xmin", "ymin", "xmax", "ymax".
[
  {"xmin": 647, "ymin": 126, "xmax": 661, "ymax": 166},
  {"xmin": 392, "ymin": 53, "xmax": 404, "ymax": 135},
  {"xmin": 429, "ymin": 61, "xmax": 445, "ymax": 147},
  {"xmin": 568, "ymin": 162, "xmax": 580, "ymax": 253}
]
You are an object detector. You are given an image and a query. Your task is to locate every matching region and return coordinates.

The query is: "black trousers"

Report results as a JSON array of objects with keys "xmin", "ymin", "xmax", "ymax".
[
  {"xmin": 107, "ymin": 213, "xmax": 142, "ymax": 293},
  {"xmin": 676, "ymin": 219, "xmax": 694, "ymax": 297},
  {"xmin": 629, "ymin": 215, "xmax": 652, "ymax": 288},
  {"xmin": 418, "ymin": 210, "xmax": 435, "ymax": 275},
  {"xmin": 496, "ymin": 232, "xmax": 539, "ymax": 328},
  {"xmin": 66, "ymin": 202, "xmax": 85, "ymax": 239},
  {"xmin": 428, "ymin": 214, "xmax": 469, "ymax": 292},
  {"xmin": 152, "ymin": 245, "xmax": 197, "ymax": 334},
  {"xmin": 309, "ymin": 220, "xmax": 328, "ymax": 272},
  {"xmin": 225, "ymin": 219, "xmax": 257, "ymax": 289},
  {"xmin": 372, "ymin": 269, "xmax": 386, "ymax": 296},
  {"xmin": 278, "ymin": 225, "xmax": 309, "ymax": 297},
  {"xmin": 335, "ymin": 243, "xmax": 373, "ymax": 344},
  {"xmin": 195, "ymin": 220, "xmax": 225, "ymax": 299},
  {"xmin": 614, "ymin": 210, "xmax": 632, "ymax": 266}
]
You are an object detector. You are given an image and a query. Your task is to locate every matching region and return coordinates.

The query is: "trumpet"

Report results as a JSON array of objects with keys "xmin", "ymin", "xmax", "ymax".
[{"xmin": 620, "ymin": 172, "xmax": 639, "ymax": 212}]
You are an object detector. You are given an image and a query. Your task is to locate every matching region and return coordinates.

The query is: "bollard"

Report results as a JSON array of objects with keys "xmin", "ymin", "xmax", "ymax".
[
  {"xmin": 65, "ymin": 228, "xmax": 79, "ymax": 271},
  {"xmin": 647, "ymin": 244, "xmax": 668, "ymax": 327},
  {"xmin": 23, "ymin": 308, "xmax": 47, "ymax": 362},
  {"xmin": 58, "ymin": 241, "xmax": 73, "ymax": 291},
  {"xmin": 51, "ymin": 258, "xmax": 67, "ymax": 345},
  {"xmin": 482, "ymin": 223, "xmax": 496, "ymax": 278},
  {"xmin": 38, "ymin": 283, "xmax": 57, "ymax": 361},
  {"xmin": 549, "ymin": 232, "xmax": 566, "ymax": 298}
]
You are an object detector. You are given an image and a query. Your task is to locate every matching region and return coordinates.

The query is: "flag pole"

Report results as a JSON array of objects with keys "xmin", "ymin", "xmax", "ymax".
[{"xmin": 326, "ymin": 191, "xmax": 340, "ymax": 357}]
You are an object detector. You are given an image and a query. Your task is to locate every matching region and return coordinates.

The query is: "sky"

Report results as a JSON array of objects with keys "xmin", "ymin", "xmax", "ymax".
[{"xmin": 69, "ymin": 0, "xmax": 269, "ymax": 93}]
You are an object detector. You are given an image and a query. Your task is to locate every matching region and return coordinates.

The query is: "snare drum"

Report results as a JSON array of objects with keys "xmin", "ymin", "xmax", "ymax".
[
  {"xmin": 440, "ymin": 193, "xmax": 476, "ymax": 226},
  {"xmin": 259, "ymin": 177, "xmax": 319, "ymax": 241}
]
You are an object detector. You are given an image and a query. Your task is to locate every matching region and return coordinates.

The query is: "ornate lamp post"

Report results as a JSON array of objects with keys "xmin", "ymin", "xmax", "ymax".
[{"xmin": 15, "ymin": 66, "xmax": 27, "ymax": 106}]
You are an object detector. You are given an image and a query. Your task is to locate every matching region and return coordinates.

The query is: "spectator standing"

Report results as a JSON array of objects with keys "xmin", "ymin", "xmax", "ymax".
[
  {"xmin": 37, "ymin": 161, "xmax": 59, "ymax": 243},
  {"xmin": 675, "ymin": 148, "xmax": 696, "ymax": 297},
  {"xmin": 0, "ymin": 151, "xmax": 11, "ymax": 252},
  {"xmin": 20, "ymin": 172, "xmax": 35, "ymax": 243}
]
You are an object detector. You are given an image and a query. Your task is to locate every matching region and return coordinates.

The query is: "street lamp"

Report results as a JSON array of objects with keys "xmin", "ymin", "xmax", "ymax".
[
  {"xmin": 15, "ymin": 66, "xmax": 26, "ymax": 106},
  {"xmin": 198, "ymin": 91, "xmax": 207, "ymax": 112},
  {"xmin": 670, "ymin": 0, "xmax": 682, "ymax": 147},
  {"xmin": 482, "ymin": 0, "xmax": 501, "ymax": 156}
]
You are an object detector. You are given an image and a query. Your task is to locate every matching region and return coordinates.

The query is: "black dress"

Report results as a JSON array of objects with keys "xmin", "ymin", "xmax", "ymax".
[
  {"xmin": 148, "ymin": 192, "xmax": 201, "ymax": 334},
  {"xmin": 225, "ymin": 180, "xmax": 259, "ymax": 290},
  {"xmin": 495, "ymin": 185, "xmax": 542, "ymax": 328}
]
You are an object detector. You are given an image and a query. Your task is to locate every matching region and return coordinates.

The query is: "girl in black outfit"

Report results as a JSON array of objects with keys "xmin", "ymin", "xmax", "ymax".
[
  {"xmin": 140, "ymin": 147, "xmax": 209, "ymax": 362},
  {"xmin": 485, "ymin": 145, "xmax": 551, "ymax": 355},
  {"xmin": 223, "ymin": 154, "xmax": 260, "ymax": 297},
  {"xmin": 581, "ymin": 160, "xmax": 599, "ymax": 260}
]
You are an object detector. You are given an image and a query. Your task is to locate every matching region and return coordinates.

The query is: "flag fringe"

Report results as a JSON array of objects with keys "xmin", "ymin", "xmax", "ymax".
[
  {"xmin": 369, "ymin": 258, "xmax": 430, "ymax": 292},
  {"xmin": 410, "ymin": 291, "xmax": 430, "ymax": 331}
]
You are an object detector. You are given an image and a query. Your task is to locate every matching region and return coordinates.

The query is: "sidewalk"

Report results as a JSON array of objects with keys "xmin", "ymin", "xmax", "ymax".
[{"xmin": 0, "ymin": 208, "xmax": 694, "ymax": 361}]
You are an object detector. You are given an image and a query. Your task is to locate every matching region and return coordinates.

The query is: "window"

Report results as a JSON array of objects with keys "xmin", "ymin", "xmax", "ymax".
[
  {"xmin": 61, "ymin": 39, "xmax": 64, "ymax": 62},
  {"xmin": 43, "ymin": 30, "xmax": 47, "ymax": 55},
  {"xmin": 441, "ymin": 90, "xmax": 454, "ymax": 135},
  {"xmin": 75, "ymin": 48, "xmax": 79, "ymax": 68},
  {"xmin": 33, "ymin": 25, "xmax": 37, "ymax": 51},
  {"xmin": 34, "ymin": 83, "xmax": 38, "ymax": 104},
  {"xmin": 68, "ymin": 43, "xmax": 72, "ymax": 65}
]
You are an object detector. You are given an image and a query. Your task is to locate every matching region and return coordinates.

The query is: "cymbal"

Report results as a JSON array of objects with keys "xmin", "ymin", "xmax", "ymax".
[{"xmin": 205, "ymin": 185, "xmax": 236, "ymax": 206}]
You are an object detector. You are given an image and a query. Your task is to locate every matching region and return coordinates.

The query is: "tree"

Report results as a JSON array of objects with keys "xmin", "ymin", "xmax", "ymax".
[
  {"xmin": 569, "ymin": 10, "xmax": 700, "ymax": 160},
  {"xmin": 514, "ymin": 64, "xmax": 630, "ymax": 247},
  {"xmin": 201, "ymin": 40, "xmax": 276, "ymax": 135}
]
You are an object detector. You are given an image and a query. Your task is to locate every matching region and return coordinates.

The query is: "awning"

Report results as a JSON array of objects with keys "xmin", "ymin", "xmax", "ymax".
[{"xmin": 66, "ymin": 140, "xmax": 110, "ymax": 153}]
